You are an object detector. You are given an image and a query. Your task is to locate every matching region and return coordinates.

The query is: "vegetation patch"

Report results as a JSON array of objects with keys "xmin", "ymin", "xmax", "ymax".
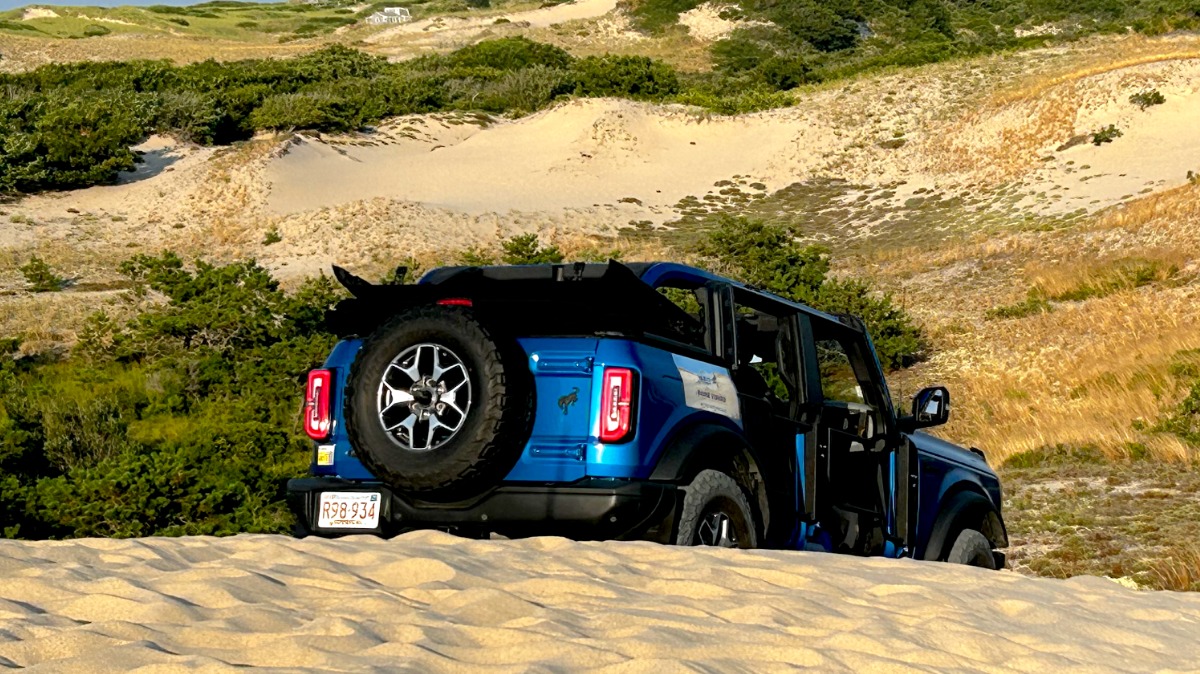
[
  {"xmin": 0, "ymin": 39, "xmax": 797, "ymax": 196},
  {"xmin": 1091, "ymin": 124, "xmax": 1123, "ymax": 145},
  {"xmin": 1130, "ymin": 88, "xmax": 1166, "ymax": 110},
  {"xmin": 1001, "ymin": 452, "xmax": 1200, "ymax": 590}
]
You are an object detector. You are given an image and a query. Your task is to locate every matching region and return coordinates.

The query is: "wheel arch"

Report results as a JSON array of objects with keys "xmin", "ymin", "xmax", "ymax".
[
  {"xmin": 648, "ymin": 422, "xmax": 778, "ymax": 541},
  {"xmin": 920, "ymin": 482, "xmax": 1008, "ymax": 561}
]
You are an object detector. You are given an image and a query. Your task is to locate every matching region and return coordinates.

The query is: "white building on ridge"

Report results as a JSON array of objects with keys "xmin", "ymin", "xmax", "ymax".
[{"xmin": 365, "ymin": 7, "xmax": 412, "ymax": 24}]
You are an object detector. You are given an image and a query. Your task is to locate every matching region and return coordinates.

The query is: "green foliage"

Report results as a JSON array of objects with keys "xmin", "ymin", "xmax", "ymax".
[
  {"xmin": 571, "ymin": 55, "xmax": 680, "ymax": 98},
  {"xmin": 500, "ymin": 233, "xmax": 564, "ymax": 264},
  {"xmin": 20, "ymin": 256, "xmax": 66, "ymax": 293},
  {"xmin": 1130, "ymin": 88, "xmax": 1166, "ymax": 110},
  {"xmin": 0, "ymin": 254, "xmax": 341, "ymax": 540},
  {"xmin": 631, "ymin": 0, "xmax": 1200, "ymax": 86},
  {"xmin": 0, "ymin": 88, "xmax": 152, "ymax": 192},
  {"xmin": 81, "ymin": 25, "xmax": 111, "ymax": 38},
  {"xmin": 1092, "ymin": 124, "xmax": 1123, "ymax": 145},
  {"xmin": 986, "ymin": 293, "xmax": 1054, "ymax": 320},
  {"xmin": 449, "ymin": 36, "xmax": 572, "ymax": 71},
  {"xmin": 695, "ymin": 215, "xmax": 924, "ymax": 368}
]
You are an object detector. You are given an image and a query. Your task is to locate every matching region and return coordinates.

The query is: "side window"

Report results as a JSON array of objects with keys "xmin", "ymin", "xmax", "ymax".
[
  {"xmin": 731, "ymin": 291, "xmax": 800, "ymax": 407},
  {"xmin": 816, "ymin": 340, "xmax": 866, "ymax": 405},
  {"xmin": 812, "ymin": 329, "xmax": 886, "ymax": 439},
  {"xmin": 653, "ymin": 284, "xmax": 708, "ymax": 352}
]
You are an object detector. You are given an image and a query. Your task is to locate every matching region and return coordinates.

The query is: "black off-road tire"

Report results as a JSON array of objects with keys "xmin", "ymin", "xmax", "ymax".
[
  {"xmin": 674, "ymin": 470, "xmax": 759, "ymax": 549},
  {"xmin": 946, "ymin": 529, "xmax": 997, "ymax": 569},
  {"xmin": 344, "ymin": 306, "xmax": 530, "ymax": 501}
]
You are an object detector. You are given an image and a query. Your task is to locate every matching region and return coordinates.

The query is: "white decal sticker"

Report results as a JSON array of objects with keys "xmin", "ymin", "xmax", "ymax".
[{"xmin": 672, "ymin": 354, "xmax": 741, "ymax": 424}]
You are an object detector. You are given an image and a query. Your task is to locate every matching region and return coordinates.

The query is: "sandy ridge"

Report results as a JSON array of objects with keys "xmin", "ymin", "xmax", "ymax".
[{"xmin": 2, "ymin": 531, "xmax": 1200, "ymax": 672}]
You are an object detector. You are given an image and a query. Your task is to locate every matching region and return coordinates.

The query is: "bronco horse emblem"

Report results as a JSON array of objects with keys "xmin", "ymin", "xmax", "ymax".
[{"xmin": 557, "ymin": 387, "xmax": 579, "ymax": 415}]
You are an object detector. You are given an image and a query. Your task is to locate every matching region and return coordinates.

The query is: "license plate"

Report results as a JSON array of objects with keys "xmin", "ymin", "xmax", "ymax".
[{"xmin": 316, "ymin": 492, "xmax": 381, "ymax": 529}]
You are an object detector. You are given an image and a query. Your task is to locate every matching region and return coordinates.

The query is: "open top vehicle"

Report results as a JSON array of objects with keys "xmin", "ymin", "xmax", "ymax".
[{"xmin": 287, "ymin": 261, "xmax": 1007, "ymax": 567}]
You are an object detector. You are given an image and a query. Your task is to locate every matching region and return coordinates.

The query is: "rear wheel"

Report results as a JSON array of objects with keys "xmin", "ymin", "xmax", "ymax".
[
  {"xmin": 345, "ymin": 306, "xmax": 530, "ymax": 501},
  {"xmin": 946, "ymin": 529, "xmax": 996, "ymax": 569},
  {"xmin": 675, "ymin": 470, "xmax": 758, "ymax": 549}
]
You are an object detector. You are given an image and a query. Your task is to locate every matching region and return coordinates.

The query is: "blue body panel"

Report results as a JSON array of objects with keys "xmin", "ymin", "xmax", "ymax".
[
  {"xmin": 909, "ymin": 431, "xmax": 1002, "ymax": 559},
  {"xmin": 313, "ymin": 335, "xmax": 745, "ymax": 485}
]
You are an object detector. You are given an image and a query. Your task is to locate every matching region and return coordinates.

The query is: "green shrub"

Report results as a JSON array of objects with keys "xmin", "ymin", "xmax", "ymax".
[
  {"xmin": 82, "ymin": 25, "xmax": 112, "ymax": 38},
  {"xmin": 694, "ymin": 215, "xmax": 924, "ymax": 368},
  {"xmin": 19, "ymin": 256, "xmax": 67, "ymax": 293},
  {"xmin": 0, "ymin": 253, "xmax": 341, "ymax": 540},
  {"xmin": 472, "ymin": 65, "xmax": 573, "ymax": 113},
  {"xmin": 0, "ymin": 90, "xmax": 151, "ymax": 192},
  {"xmin": 500, "ymin": 233, "xmax": 564, "ymax": 264},
  {"xmin": 1091, "ymin": 124, "xmax": 1123, "ymax": 145},
  {"xmin": 449, "ymin": 37, "xmax": 572, "ymax": 71},
  {"xmin": 572, "ymin": 55, "xmax": 680, "ymax": 98},
  {"xmin": 1130, "ymin": 88, "xmax": 1166, "ymax": 110},
  {"xmin": 627, "ymin": 0, "xmax": 705, "ymax": 32},
  {"xmin": 986, "ymin": 293, "xmax": 1053, "ymax": 320}
]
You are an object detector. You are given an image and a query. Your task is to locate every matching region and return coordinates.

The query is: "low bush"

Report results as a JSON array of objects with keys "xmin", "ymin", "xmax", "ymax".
[
  {"xmin": 0, "ymin": 254, "xmax": 340, "ymax": 539},
  {"xmin": 571, "ymin": 55, "xmax": 680, "ymax": 98},
  {"xmin": 1130, "ymin": 88, "xmax": 1166, "ymax": 110},
  {"xmin": 19, "ymin": 256, "xmax": 66, "ymax": 293},
  {"xmin": 449, "ymin": 36, "xmax": 572, "ymax": 71},
  {"xmin": 81, "ymin": 24, "xmax": 112, "ymax": 38},
  {"xmin": 1091, "ymin": 124, "xmax": 1123, "ymax": 145},
  {"xmin": 695, "ymin": 215, "xmax": 924, "ymax": 369},
  {"xmin": 986, "ymin": 293, "xmax": 1053, "ymax": 320}
]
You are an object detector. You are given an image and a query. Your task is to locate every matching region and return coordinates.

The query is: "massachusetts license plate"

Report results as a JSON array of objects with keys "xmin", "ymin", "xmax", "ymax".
[{"xmin": 317, "ymin": 491, "xmax": 382, "ymax": 529}]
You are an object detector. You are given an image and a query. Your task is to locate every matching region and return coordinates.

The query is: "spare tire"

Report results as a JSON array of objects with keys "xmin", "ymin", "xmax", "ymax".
[{"xmin": 344, "ymin": 305, "xmax": 530, "ymax": 501}]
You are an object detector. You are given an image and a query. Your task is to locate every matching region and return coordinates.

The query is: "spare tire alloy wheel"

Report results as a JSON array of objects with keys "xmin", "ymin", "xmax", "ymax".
[
  {"xmin": 378, "ymin": 343, "xmax": 472, "ymax": 452},
  {"xmin": 345, "ymin": 306, "xmax": 529, "ymax": 501}
]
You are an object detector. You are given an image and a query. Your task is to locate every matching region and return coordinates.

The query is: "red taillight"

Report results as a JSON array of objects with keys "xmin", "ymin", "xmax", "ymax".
[
  {"xmin": 437, "ymin": 297, "xmax": 473, "ymax": 307},
  {"xmin": 304, "ymin": 369, "xmax": 333, "ymax": 441},
  {"xmin": 599, "ymin": 367, "xmax": 636, "ymax": 443}
]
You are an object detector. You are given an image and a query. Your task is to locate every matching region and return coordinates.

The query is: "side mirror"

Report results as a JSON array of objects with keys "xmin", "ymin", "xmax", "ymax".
[{"xmin": 899, "ymin": 386, "xmax": 950, "ymax": 432}]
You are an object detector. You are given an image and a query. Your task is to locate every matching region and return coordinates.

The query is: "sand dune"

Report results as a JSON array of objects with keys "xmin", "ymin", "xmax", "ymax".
[
  {"xmin": 2, "ymin": 531, "xmax": 1199, "ymax": 672},
  {"xmin": 265, "ymin": 99, "xmax": 812, "ymax": 218}
]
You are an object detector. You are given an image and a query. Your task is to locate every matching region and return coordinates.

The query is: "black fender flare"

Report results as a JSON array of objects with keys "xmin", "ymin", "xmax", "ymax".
[
  {"xmin": 921, "ymin": 486, "xmax": 1008, "ymax": 561},
  {"xmin": 649, "ymin": 422, "xmax": 795, "ymax": 546}
]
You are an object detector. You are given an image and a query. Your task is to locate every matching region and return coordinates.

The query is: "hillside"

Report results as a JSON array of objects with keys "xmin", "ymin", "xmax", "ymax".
[
  {"xmin": 2, "ymin": 531, "xmax": 1200, "ymax": 671},
  {"xmin": 2, "ymin": 1, "xmax": 1200, "ymax": 589}
]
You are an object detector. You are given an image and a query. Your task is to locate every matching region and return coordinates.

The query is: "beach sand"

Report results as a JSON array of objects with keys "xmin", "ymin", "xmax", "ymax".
[{"xmin": 2, "ymin": 531, "xmax": 1199, "ymax": 672}]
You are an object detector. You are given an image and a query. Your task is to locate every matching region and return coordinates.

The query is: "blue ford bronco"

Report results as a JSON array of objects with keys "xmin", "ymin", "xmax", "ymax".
[{"xmin": 287, "ymin": 261, "xmax": 1007, "ymax": 568}]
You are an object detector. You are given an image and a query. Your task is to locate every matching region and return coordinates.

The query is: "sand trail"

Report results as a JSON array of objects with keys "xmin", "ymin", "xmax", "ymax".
[{"xmin": 2, "ymin": 531, "xmax": 1200, "ymax": 672}]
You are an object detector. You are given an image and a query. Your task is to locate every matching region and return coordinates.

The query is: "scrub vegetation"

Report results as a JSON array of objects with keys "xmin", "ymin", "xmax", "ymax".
[
  {"xmin": 0, "ymin": 39, "xmax": 779, "ymax": 194},
  {"xmin": 623, "ymin": 0, "xmax": 1200, "ymax": 86},
  {"xmin": 0, "ymin": 219, "xmax": 919, "ymax": 539}
]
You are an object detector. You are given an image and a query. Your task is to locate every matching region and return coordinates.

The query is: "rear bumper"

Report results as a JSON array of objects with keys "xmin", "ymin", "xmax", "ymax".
[{"xmin": 286, "ymin": 477, "xmax": 681, "ymax": 542}]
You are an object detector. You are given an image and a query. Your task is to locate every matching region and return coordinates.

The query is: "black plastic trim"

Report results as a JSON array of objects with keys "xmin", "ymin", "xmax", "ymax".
[{"xmin": 287, "ymin": 477, "xmax": 681, "ymax": 542}]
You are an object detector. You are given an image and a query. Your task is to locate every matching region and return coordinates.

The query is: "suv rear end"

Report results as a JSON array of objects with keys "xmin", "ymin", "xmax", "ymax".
[{"xmin": 287, "ymin": 262, "xmax": 704, "ymax": 541}]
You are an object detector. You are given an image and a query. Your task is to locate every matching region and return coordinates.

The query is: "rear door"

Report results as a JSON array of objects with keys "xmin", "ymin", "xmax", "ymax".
[{"xmin": 727, "ymin": 288, "xmax": 819, "ymax": 547}]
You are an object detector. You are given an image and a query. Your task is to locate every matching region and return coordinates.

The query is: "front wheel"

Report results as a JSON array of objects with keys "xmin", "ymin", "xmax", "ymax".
[
  {"xmin": 946, "ymin": 529, "xmax": 997, "ymax": 569},
  {"xmin": 675, "ymin": 470, "xmax": 759, "ymax": 549}
]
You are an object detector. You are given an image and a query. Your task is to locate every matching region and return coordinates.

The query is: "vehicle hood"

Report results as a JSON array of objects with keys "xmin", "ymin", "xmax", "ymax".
[{"xmin": 908, "ymin": 431, "xmax": 995, "ymax": 476}]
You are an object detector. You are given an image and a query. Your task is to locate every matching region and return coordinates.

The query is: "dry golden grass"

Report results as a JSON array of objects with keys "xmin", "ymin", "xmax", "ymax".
[
  {"xmin": 925, "ymin": 34, "xmax": 1200, "ymax": 183},
  {"xmin": 994, "ymin": 35, "xmax": 1200, "ymax": 107},
  {"xmin": 1146, "ymin": 545, "xmax": 1200, "ymax": 591},
  {"xmin": 0, "ymin": 33, "xmax": 318, "ymax": 72},
  {"xmin": 882, "ymin": 184, "xmax": 1200, "ymax": 466}
]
